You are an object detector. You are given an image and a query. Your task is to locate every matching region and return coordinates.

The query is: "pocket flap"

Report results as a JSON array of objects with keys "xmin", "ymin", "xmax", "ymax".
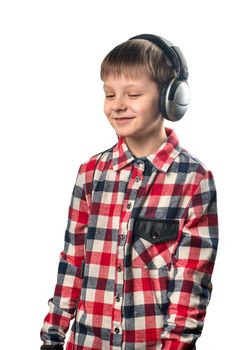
[{"xmin": 133, "ymin": 218, "xmax": 179, "ymax": 244}]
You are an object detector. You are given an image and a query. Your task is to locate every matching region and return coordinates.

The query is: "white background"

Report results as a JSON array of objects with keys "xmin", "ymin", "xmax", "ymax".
[{"xmin": 0, "ymin": 1, "xmax": 236, "ymax": 349}]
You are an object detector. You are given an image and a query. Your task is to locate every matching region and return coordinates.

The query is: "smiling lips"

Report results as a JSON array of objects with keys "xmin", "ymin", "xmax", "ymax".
[
  {"xmin": 113, "ymin": 117, "xmax": 135, "ymax": 124},
  {"xmin": 115, "ymin": 117, "xmax": 134, "ymax": 119}
]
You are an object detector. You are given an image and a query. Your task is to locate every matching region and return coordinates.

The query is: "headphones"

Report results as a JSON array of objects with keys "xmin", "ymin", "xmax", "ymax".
[{"xmin": 129, "ymin": 34, "xmax": 190, "ymax": 121}]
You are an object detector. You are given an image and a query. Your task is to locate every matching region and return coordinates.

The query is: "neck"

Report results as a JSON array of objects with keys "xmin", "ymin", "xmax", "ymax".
[{"xmin": 124, "ymin": 119, "xmax": 167, "ymax": 158}]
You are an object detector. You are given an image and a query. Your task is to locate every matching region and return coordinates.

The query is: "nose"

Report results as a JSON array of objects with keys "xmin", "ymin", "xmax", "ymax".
[{"xmin": 111, "ymin": 96, "xmax": 127, "ymax": 112}]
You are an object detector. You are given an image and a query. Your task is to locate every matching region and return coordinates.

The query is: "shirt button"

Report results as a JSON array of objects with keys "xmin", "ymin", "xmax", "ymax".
[
  {"xmin": 121, "ymin": 234, "xmax": 126, "ymax": 240},
  {"xmin": 151, "ymin": 232, "xmax": 158, "ymax": 241},
  {"xmin": 116, "ymin": 295, "xmax": 120, "ymax": 302},
  {"xmin": 114, "ymin": 327, "xmax": 120, "ymax": 334},
  {"xmin": 117, "ymin": 265, "xmax": 122, "ymax": 272},
  {"xmin": 127, "ymin": 202, "xmax": 132, "ymax": 209},
  {"xmin": 135, "ymin": 175, "xmax": 141, "ymax": 182}
]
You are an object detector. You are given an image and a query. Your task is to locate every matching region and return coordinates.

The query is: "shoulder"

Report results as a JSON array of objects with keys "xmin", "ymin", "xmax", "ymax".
[
  {"xmin": 174, "ymin": 146, "xmax": 216, "ymax": 190},
  {"xmin": 170, "ymin": 148, "xmax": 217, "ymax": 209},
  {"xmin": 177, "ymin": 146, "xmax": 211, "ymax": 176}
]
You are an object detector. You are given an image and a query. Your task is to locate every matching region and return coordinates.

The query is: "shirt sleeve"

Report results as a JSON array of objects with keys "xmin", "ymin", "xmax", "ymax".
[
  {"xmin": 161, "ymin": 170, "xmax": 219, "ymax": 350},
  {"xmin": 40, "ymin": 163, "xmax": 89, "ymax": 345}
]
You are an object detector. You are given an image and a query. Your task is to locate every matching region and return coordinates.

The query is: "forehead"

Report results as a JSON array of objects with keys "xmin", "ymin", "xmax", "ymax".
[{"xmin": 103, "ymin": 71, "xmax": 155, "ymax": 89}]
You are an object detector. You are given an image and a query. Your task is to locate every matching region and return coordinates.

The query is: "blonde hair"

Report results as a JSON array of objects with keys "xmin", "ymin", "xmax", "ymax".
[{"xmin": 100, "ymin": 38, "xmax": 177, "ymax": 90}]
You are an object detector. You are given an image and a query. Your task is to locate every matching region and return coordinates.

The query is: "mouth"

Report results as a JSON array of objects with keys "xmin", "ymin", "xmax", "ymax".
[{"xmin": 113, "ymin": 117, "xmax": 135, "ymax": 124}]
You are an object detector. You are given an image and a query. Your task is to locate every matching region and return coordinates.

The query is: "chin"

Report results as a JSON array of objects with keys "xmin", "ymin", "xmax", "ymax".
[{"xmin": 114, "ymin": 130, "xmax": 134, "ymax": 138}]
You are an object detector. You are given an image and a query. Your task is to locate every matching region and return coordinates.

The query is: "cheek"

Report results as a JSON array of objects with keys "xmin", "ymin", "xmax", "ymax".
[
  {"xmin": 135, "ymin": 103, "xmax": 149, "ymax": 118},
  {"xmin": 151, "ymin": 96, "xmax": 160, "ymax": 114},
  {"xmin": 130, "ymin": 101, "xmax": 143, "ymax": 115},
  {"xmin": 143, "ymin": 100, "xmax": 160, "ymax": 118},
  {"xmin": 104, "ymin": 102, "xmax": 110, "ymax": 117}
]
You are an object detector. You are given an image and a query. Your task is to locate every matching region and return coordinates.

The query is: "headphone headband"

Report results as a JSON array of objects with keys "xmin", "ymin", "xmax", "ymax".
[{"xmin": 129, "ymin": 34, "xmax": 189, "ymax": 81}]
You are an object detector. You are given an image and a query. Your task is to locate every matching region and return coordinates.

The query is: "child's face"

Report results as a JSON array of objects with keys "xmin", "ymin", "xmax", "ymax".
[{"xmin": 103, "ymin": 72, "xmax": 162, "ymax": 141}]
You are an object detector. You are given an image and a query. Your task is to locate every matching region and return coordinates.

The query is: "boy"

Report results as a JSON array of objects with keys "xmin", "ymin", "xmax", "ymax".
[{"xmin": 40, "ymin": 34, "xmax": 218, "ymax": 350}]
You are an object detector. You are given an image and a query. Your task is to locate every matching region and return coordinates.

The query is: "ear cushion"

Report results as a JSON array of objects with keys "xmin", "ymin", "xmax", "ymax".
[
  {"xmin": 160, "ymin": 79, "xmax": 190, "ymax": 121},
  {"xmin": 159, "ymin": 82, "xmax": 170, "ymax": 119}
]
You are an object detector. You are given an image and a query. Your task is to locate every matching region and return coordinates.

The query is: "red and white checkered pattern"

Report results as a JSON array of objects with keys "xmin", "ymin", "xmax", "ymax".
[{"xmin": 41, "ymin": 128, "xmax": 218, "ymax": 350}]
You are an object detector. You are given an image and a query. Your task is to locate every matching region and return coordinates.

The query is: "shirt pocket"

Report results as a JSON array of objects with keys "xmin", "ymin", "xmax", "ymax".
[{"xmin": 131, "ymin": 217, "xmax": 179, "ymax": 269}]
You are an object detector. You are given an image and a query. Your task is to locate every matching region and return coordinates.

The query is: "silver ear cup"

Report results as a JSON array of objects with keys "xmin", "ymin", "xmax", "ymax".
[{"xmin": 165, "ymin": 79, "xmax": 190, "ymax": 121}]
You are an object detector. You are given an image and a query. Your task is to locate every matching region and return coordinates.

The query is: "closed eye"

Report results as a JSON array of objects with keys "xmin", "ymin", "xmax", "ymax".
[{"xmin": 105, "ymin": 93, "xmax": 142, "ymax": 99}]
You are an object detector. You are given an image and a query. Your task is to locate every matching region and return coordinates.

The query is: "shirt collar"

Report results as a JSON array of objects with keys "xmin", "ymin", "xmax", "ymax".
[{"xmin": 112, "ymin": 127, "xmax": 182, "ymax": 173}]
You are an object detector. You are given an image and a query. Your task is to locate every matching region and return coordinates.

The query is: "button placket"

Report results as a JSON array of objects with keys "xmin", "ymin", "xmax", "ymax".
[
  {"xmin": 114, "ymin": 225, "xmax": 126, "ymax": 332},
  {"xmin": 112, "ymin": 163, "xmax": 144, "ymax": 344}
]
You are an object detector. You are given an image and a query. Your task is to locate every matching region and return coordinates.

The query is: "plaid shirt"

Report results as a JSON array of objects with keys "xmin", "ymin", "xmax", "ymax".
[{"xmin": 41, "ymin": 128, "xmax": 218, "ymax": 350}]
